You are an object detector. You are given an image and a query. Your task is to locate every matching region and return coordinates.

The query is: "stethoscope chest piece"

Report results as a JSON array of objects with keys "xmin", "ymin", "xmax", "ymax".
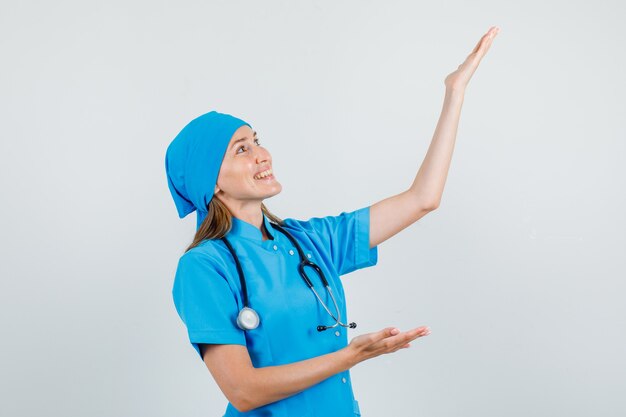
[{"xmin": 237, "ymin": 307, "xmax": 260, "ymax": 330}]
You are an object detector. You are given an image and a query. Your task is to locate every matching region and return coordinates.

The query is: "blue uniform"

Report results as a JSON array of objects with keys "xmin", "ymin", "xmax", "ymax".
[{"xmin": 172, "ymin": 205, "xmax": 378, "ymax": 416}]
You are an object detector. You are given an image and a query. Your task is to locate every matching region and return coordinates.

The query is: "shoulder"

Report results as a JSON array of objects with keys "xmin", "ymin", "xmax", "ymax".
[
  {"xmin": 279, "ymin": 206, "xmax": 369, "ymax": 235},
  {"xmin": 175, "ymin": 239, "xmax": 231, "ymax": 277}
]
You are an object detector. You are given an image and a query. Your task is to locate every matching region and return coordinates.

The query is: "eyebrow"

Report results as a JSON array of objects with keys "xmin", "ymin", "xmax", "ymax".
[{"xmin": 230, "ymin": 130, "xmax": 257, "ymax": 149}]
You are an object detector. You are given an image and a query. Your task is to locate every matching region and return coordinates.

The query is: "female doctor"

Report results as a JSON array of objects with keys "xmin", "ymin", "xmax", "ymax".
[{"xmin": 165, "ymin": 26, "xmax": 499, "ymax": 417}]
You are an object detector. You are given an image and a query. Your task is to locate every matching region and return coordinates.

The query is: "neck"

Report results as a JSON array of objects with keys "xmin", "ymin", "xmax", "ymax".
[{"xmin": 219, "ymin": 198, "xmax": 269, "ymax": 239}]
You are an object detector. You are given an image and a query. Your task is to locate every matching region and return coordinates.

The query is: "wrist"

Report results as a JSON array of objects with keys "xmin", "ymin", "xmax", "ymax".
[
  {"xmin": 337, "ymin": 346, "xmax": 358, "ymax": 370},
  {"xmin": 445, "ymin": 86, "xmax": 466, "ymax": 100}
]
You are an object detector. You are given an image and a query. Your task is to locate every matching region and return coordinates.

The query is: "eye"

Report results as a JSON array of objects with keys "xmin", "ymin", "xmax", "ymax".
[{"xmin": 236, "ymin": 138, "xmax": 261, "ymax": 154}]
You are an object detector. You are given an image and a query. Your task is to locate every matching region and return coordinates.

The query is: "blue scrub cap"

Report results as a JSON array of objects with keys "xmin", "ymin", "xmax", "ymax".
[{"xmin": 165, "ymin": 110, "xmax": 251, "ymax": 230}]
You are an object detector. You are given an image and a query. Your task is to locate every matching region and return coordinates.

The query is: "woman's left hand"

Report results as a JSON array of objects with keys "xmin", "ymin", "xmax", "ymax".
[{"xmin": 444, "ymin": 26, "xmax": 500, "ymax": 91}]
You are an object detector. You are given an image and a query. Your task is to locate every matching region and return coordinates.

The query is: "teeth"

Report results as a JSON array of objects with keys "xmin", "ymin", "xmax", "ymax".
[{"xmin": 254, "ymin": 168, "xmax": 273, "ymax": 179}]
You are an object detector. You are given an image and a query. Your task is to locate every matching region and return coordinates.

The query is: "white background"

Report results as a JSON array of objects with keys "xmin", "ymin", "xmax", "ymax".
[{"xmin": 1, "ymin": 1, "xmax": 625, "ymax": 416}]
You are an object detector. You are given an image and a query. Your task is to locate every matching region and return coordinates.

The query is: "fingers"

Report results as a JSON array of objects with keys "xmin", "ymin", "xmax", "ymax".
[
  {"xmin": 378, "ymin": 326, "xmax": 430, "ymax": 351},
  {"xmin": 401, "ymin": 327, "xmax": 430, "ymax": 342},
  {"xmin": 375, "ymin": 327, "xmax": 400, "ymax": 340},
  {"xmin": 471, "ymin": 26, "xmax": 500, "ymax": 56},
  {"xmin": 471, "ymin": 32, "xmax": 489, "ymax": 54},
  {"xmin": 368, "ymin": 327, "xmax": 401, "ymax": 345},
  {"xmin": 480, "ymin": 26, "xmax": 500, "ymax": 53},
  {"xmin": 389, "ymin": 327, "xmax": 430, "ymax": 352}
]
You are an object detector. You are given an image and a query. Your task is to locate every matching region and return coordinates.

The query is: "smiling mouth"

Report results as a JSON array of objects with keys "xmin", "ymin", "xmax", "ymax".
[
  {"xmin": 254, "ymin": 168, "xmax": 274, "ymax": 180},
  {"xmin": 255, "ymin": 174, "xmax": 275, "ymax": 181}
]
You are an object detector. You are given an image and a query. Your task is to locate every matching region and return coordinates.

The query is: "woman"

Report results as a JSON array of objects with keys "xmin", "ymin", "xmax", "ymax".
[{"xmin": 165, "ymin": 26, "xmax": 499, "ymax": 417}]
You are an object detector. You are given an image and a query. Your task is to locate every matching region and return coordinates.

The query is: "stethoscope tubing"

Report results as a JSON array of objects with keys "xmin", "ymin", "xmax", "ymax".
[{"xmin": 221, "ymin": 222, "xmax": 356, "ymax": 332}]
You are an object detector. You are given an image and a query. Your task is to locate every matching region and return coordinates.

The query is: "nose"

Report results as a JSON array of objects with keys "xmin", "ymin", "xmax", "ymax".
[{"xmin": 255, "ymin": 146, "xmax": 271, "ymax": 165}]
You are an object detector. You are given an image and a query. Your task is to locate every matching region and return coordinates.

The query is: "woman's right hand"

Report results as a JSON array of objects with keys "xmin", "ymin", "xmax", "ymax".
[{"xmin": 345, "ymin": 326, "xmax": 431, "ymax": 366}]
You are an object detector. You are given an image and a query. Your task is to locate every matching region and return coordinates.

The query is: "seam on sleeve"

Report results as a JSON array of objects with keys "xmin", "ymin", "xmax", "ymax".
[
  {"xmin": 189, "ymin": 329, "xmax": 247, "ymax": 346},
  {"xmin": 353, "ymin": 206, "xmax": 378, "ymax": 270}
]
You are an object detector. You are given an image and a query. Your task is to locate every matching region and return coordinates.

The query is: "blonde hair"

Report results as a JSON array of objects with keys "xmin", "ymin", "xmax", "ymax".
[{"xmin": 185, "ymin": 197, "xmax": 285, "ymax": 252}]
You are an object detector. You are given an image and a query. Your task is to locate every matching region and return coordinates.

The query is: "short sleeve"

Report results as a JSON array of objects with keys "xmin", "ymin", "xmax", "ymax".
[
  {"xmin": 294, "ymin": 205, "xmax": 378, "ymax": 276},
  {"xmin": 171, "ymin": 251, "xmax": 247, "ymax": 359}
]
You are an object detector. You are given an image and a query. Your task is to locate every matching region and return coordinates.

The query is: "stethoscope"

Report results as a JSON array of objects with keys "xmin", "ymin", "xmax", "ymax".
[{"xmin": 221, "ymin": 222, "xmax": 357, "ymax": 332}]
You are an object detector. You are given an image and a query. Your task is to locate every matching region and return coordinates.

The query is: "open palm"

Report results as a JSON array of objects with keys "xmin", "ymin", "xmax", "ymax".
[{"xmin": 445, "ymin": 26, "xmax": 500, "ymax": 91}]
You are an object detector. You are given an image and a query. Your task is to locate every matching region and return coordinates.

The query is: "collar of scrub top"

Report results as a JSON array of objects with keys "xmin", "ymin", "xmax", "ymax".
[
  {"xmin": 165, "ymin": 110, "xmax": 252, "ymax": 230},
  {"xmin": 227, "ymin": 213, "xmax": 276, "ymax": 242}
]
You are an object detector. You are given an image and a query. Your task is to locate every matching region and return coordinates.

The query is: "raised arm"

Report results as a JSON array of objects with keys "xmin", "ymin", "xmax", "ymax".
[{"xmin": 369, "ymin": 26, "xmax": 500, "ymax": 249}]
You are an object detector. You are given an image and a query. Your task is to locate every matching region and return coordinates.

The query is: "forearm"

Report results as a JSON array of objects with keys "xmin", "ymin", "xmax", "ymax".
[
  {"xmin": 409, "ymin": 87, "xmax": 465, "ymax": 206},
  {"xmin": 240, "ymin": 347, "xmax": 355, "ymax": 411}
]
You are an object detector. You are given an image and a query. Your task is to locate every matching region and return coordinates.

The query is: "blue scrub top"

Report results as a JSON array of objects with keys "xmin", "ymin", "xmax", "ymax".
[{"xmin": 172, "ymin": 205, "xmax": 378, "ymax": 417}]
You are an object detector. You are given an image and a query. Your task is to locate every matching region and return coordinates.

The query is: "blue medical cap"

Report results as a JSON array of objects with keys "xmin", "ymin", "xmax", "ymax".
[{"xmin": 165, "ymin": 110, "xmax": 251, "ymax": 230}]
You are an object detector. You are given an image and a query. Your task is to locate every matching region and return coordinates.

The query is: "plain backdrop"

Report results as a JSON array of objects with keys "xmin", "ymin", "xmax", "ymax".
[{"xmin": 1, "ymin": 1, "xmax": 625, "ymax": 416}]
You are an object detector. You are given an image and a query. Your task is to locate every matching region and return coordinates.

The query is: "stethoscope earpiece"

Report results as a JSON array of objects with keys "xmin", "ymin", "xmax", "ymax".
[{"xmin": 317, "ymin": 322, "xmax": 357, "ymax": 332}]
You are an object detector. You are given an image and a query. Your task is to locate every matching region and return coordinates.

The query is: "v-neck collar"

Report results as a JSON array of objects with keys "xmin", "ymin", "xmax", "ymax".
[{"xmin": 227, "ymin": 212, "xmax": 275, "ymax": 242}]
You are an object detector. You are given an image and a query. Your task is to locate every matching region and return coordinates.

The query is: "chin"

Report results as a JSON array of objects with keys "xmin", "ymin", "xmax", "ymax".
[{"xmin": 263, "ymin": 183, "xmax": 282, "ymax": 199}]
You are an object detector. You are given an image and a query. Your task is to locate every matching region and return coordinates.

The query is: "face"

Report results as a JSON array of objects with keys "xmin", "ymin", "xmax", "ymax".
[{"xmin": 213, "ymin": 125, "xmax": 282, "ymax": 205}]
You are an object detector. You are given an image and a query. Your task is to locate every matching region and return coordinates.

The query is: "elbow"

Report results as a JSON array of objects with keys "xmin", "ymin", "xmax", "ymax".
[
  {"xmin": 230, "ymin": 387, "xmax": 255, "ymax": 413},
  {"xmin": 413, "ymin": 191, "xmax": 440, "ymax": 211},
  {"xmin": 424, "ymin": 199, "xmax": 440, "ymax": 211},
  {"xmin": 231, "ymin": 394, "xmax": 252, "ymax": 413},
  {"xmin": 231, "ymin": 379, "xmax": 261, "ymax": 413},
  {"xmin": 232, "ymin": 400, "xmax": 251, "ymax": 414},
  {"xmin": 234, "ymin": 394, "xmax": 265, "ymax": 413}
]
